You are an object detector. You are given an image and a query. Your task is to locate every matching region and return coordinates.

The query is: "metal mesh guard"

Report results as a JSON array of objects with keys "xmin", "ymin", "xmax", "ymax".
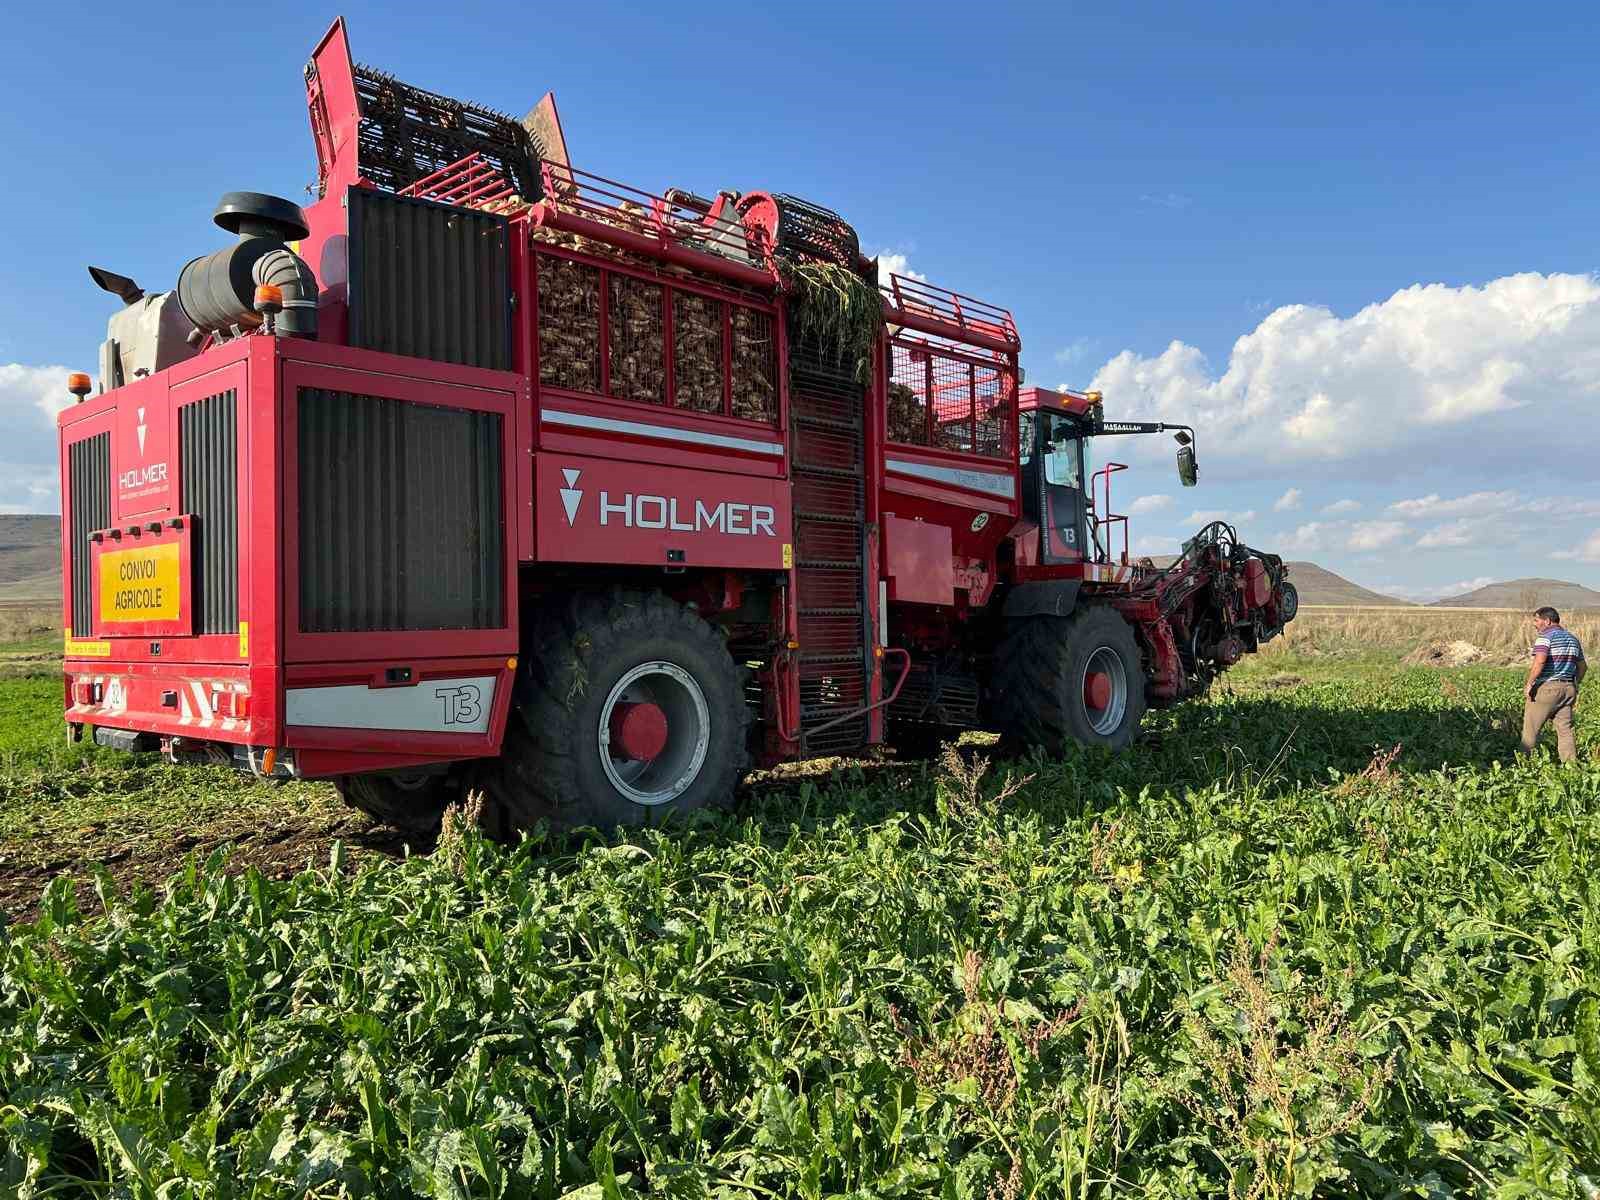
[
  {"xmin": 353, "ymin": 64, "xmax": 541, "ymax": 201},
  {"xmin": 772, "ymin": 194, "xmax": 860, "ymax": 268}
]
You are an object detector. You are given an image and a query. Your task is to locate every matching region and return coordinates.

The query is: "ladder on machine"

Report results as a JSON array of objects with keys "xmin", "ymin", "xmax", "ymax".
[{"xmin": 786, "ymin": 331, "xmax": 871, "ymax": 756}]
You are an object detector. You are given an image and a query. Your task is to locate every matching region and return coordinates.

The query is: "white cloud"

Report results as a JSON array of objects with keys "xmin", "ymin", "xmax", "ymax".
[
  {"xmin": 3, "ymin": 362, "xmax": 74, "ymax": 428},
  {"xmin": 1278, "ymin": 522, "xmax": 1330, "ymax": 553},
  {"xmin": 1131, "ymin": 533, "xmax": 1181, "ymax": 556},
  {"xmin": 1525, "ymin": 497, "xmax": 1600, "ymax": 518},
  {"xmin": 1552, "ymin": 531, "xmax": 1600, "ymax": 563},
  {"xmin": 1184, "ymin": 508, "xmax": 1255, "ymax": 526},
  {"xmin": 1345, "ymin": 520, "xmax": 1406, "ymax": 551},
  {"xmin": 1277, "ymin": 519, "xmax": 1405, "ymax": 554},
  {"xmin": 1053, "ymin": 338, "xmax": 1098, "ymax": 368},
  {"xmin": 1139, "ymin": 192, "xmax": 1192, "ymax": 210},
  {"xmin": 1321, "ymin": 498, "xmax": 1362, "ymax": 515},
  {"xmin": 1273, "ymin": 488, "xmax": 1303, "ymax": 512},
  {"xmin": 1127, "ymin": 493, "xmax": 1172, "ymax": 515},
  {"xmin": 1388, "ymin": 490, "xmax": 1518, "ymax": 519},
  {"xmin": 875, "ymin": 251, "xmax": 926, "ymax": 288},
  {"xmin": 1088, "ymin": 272, "xmax": 1600, "ymax": 477},
  {"xmin": 1415, "ymin": 518, "xmax": 1491, "ymax": 549},
  {"xmin": 0, "ymin": 363, "xmax": 75, "ymax": 512}
]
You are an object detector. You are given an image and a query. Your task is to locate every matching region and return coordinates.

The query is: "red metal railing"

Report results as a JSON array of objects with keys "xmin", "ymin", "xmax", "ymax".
[
  {"xmin": 397, "ymin": 152, "xmax": 527, "ymax": 214},
  {"xmin": 881, "ymin": 272, "xmax": 1019, "ymax": 353},
  {"xmin": 529, "ymin": 162, "xmax": 775, "ymax": 290},
  {"xmin": 1091, "ymin": 461, "xmax": 1131, "ymax": 564},
  {"xmin": 538, "ymin": 163, "xmax": 751, "ymax": 253}
]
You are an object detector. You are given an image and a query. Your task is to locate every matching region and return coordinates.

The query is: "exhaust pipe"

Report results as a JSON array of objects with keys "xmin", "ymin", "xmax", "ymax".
[{"xmin": 176, "ymin": 192, "xmax": 318, "ymax": 339}]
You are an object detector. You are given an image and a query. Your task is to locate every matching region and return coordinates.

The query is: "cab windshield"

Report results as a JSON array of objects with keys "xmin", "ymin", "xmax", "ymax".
[{"xmin": 1042, "ymin": 414, "xmax": 1082, "ymax": 489}]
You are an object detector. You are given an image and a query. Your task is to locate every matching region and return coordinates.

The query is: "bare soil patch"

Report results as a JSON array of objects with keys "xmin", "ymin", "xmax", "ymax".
[{"xmin": 0, "ymin": 805, "xmax": 428, "ymax": 925}]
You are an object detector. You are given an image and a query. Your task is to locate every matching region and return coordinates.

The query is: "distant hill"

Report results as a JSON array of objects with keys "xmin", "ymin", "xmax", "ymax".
[
  {"xmin": 1430, "ymin": 578, "xmax": 1600, "ymax": 610},
  {"xmin": 1146, "ymin": 556, "xmax": 1410, "ymax": 606},
  {"xmin": 0, "ymin": 515, "xmax": 60, "ymax": 601},
  {"xmin": 1282, "ymin": 561, "xmax": 1412, "ymax": 607}
]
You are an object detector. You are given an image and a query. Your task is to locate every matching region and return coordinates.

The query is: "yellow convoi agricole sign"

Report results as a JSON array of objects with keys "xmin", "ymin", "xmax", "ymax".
[{"xmin": 99, "ymin": 541, "xmax": 182, "ymax": 623}]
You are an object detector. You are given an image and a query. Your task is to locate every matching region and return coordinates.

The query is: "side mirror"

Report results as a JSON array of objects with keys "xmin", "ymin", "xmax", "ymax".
[{"xmin": 1177, "ymin": 444, "xmax": 1198, "ymax": 487}]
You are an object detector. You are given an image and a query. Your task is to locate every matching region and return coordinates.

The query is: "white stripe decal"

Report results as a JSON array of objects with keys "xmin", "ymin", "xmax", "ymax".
[
  {"xmin": 543, "ymin": 408, "xmax": 783, "ymax": 456},
  {"xmin": 886, "ymin": 458, "xmax": 1016, "ymax": 499}
]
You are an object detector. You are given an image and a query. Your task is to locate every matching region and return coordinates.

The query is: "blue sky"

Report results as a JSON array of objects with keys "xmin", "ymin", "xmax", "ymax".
[{"xmin": 3, "ymin": 2, "xmax": 1597, "ymax": 598}]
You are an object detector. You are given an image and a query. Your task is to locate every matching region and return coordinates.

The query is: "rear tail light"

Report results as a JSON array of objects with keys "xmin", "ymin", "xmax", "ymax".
[
  {"xmin": 216, "ymin": 689, "xmax": 250, "ymax": 719},
  {"xmin": 71, "ymin": 679, "xmax": 100, "ymax": 706}
]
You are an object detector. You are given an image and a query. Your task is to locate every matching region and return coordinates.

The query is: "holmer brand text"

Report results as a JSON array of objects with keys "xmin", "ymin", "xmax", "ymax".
[{"xmin": 598, "ymin": 492, "xmax": 776, "ymax": 536}]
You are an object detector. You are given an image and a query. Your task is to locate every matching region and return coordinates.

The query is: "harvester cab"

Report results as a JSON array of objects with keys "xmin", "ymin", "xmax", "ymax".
[{"xmin": 1016, "ymin": 386, "xmax": 1196, "ymax": 570}]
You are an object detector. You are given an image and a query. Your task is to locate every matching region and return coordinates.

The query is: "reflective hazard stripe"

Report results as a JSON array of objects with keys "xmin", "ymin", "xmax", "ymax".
[{"xmin": 543, "ymin": 408, "xmax": 783, "ymax": 456}]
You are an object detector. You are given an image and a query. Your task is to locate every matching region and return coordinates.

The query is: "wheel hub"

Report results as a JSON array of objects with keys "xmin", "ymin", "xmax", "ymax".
[
  {"xmin": 1084, "ymin": 671, "xmax": 1113, "ymax": 711},
  {"xmin": 608, "ymin": 701, "xmax": 669, "ymax": 762},
  {"xmin": 1080, "ymin": 647, "xmax": 1129, "ymax": 736},
  {"xmin": 597, "ymin": 662, "xmax": 711, "ymax": 806}
]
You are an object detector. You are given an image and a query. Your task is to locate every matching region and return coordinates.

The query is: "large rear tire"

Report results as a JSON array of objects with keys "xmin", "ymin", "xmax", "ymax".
[
  {"xmin": 992, "ymin": 604, "xmax": 1147, "ymax": 754},
  {"xmin": 489, "ymin": 589, "xmax": 750, "ymax": 834},
  {"xmin": 334, "ymin": 773, "xmax": 451, "ymax": 836}
]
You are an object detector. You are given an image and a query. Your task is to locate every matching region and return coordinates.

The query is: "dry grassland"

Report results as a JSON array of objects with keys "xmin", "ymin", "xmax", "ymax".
[{"xmin": 1264, "ymin": 603, "xmax": 1600, "ymax": 663}]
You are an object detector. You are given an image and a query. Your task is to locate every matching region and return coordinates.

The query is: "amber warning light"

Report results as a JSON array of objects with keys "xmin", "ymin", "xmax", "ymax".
[{"xmin": 254, "ymin": 283, "xmax": 284, "ymax": 334}]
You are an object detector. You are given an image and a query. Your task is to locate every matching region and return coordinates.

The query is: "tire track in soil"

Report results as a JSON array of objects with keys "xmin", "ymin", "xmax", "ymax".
[{"xmin": 0, "ymin": 814, "xmax": 433, "ymax": 926}]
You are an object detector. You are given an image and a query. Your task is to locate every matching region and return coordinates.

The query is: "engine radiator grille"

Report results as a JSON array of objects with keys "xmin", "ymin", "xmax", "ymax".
[
  {"xmin": 67, "ymin": 432, "xmax": 111, "ymax": 637},
  {"xmin": 348, "ymin": 188, "xmax": 512, "ymax": 371},
  {"xmin": 180, "ymin": 389, "xmax": 238, "ymax": 635},
  {"xmin": 298, "ymin": 387, "xmax": 504, "ymax": 632}
]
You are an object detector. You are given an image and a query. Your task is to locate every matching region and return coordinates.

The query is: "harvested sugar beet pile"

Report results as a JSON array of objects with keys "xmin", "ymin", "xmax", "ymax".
[
  {"xmin": 673, "ymin": 291, "xmax": 724, "ymax": 412},
  {"xmin": 1403, "ymin": 639, "xmax": 1487, "ymax": 667},
  {"xmin": 607, "ymin": 274, "xmax": 666, "ymax": 404},
  {"xmin": 730, "ymin": 306, "xmax": 776, "ymax": 421},
  {"xmin": 536, "ymin": 254, "xmax": 600, "ymax": 392},
  {"xmin": 887, "ymin": 381, "xmax": 927, "ymax": 443}
]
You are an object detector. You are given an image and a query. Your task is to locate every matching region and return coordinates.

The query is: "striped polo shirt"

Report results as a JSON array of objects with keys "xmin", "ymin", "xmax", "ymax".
[{"xmin": 1533, "ymin": 625, "xmax": 1585, "ymax": 684}]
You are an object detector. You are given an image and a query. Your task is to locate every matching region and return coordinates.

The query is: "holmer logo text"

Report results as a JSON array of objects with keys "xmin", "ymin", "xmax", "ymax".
[
  {"xmin": 600, "ymin": 492, "xmax": 776, "ymax": 536},
  {"xmin": 119, "ymin": 462, "xmax": 168, "ymax": 491}
]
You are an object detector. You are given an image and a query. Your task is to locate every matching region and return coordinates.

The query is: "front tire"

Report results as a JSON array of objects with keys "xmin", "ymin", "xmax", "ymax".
[
  {"xmin": 992, "ymin": 604, "xmax": 1148, "ymax": 754},
  {"xmin": 491, "ymin": 589, "xmax": 750, "ymax": 833},
  {"xmin": 334, "ymin": 772, "xmax": 451, "ymax": 835}
]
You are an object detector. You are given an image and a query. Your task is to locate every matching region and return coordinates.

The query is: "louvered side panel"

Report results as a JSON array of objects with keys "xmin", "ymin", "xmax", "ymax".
[
  {"xmin": 180, "ymin": 390, "xmax": 239, "ymax": 635},
  {"xmin": 68, "ymin": 432, "xmax": 111, "ymax": 637},
  {"xmin": 297, "ymin": 387, "xmax": 504, "ymax": 632},
  {"xmin": 347, "ymin": 188, "xmax": 511, "ymax": 370}
]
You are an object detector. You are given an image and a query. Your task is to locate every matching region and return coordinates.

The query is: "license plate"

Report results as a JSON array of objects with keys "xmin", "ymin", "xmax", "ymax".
[{"xmin": 91, "ymin": 523, "xmax": 193, "ymax": 636}]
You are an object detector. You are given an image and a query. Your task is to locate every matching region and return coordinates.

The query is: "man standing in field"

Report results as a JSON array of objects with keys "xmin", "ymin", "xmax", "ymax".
[{"xmin": 1521, "ymin": 606, "xmax": 1586, "ymax": 763}]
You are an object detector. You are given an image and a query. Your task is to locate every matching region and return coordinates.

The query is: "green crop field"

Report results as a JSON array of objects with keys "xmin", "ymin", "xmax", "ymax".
[{"xmin": 2, "ymin": 643, "xmax": 1599, "ymax": 1196}]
